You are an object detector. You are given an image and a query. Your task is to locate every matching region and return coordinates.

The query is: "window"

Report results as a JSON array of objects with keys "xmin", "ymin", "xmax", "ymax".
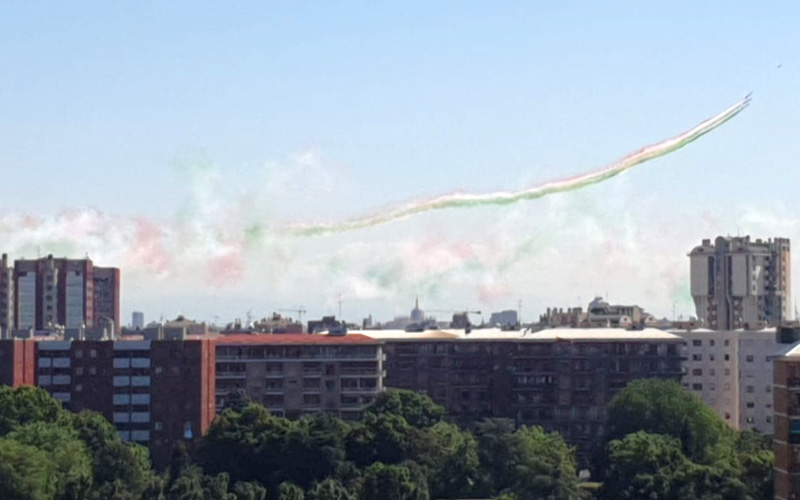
[
  {"xmin": 725, "ymin": 412, "xmax": 731, "ymax": 420},
  {"xmin": 710, "ymin": 340, "xmax": 715, "ymax": 346},
  {"xmin": 746, "ymin": 402, "xmax": 755, "ymax": 408},
  {"xmin": 75, "ymin": 384, "xmax": 83, "ymax": 392},
  {"xmin": 709, "ymin": 354, "xmax": 715, "ymax": 361},
  {"xmin": 724, "ymin": 383, "xmax": 731, "ymax": 391},
  {"xmin": 325, "ymin": 380, "xmax": 335, "ymax": 391},
  {"xmin": 692, "ymin": 354, "xmax": 702, "ymax": 362},
  {"xmin": 766, "ymin": 386, "xmax": 772, "ymax": 393},
  {"xmin": 89, "ymin": 367, "xmax": 96, "ymax": 375},
  {"xmin": 746, "ymin": 355, "xmax": 754, "ymax": 362},
  {"xmin": 154, "ymin": 422, "xmax": 163, "ymax": 431},
  {"xmin": 724, "ymin": 368, "xmax": 730, "ymax": 376},
  {"xmin": 692, "ymin": 340, "xmax": 702, "ymax": 347},
  {"xmin": 90, "ymin": 349, "xmax": 97, "ymax": 358},
  {"xmin": 710, "ymin": 383, "xmax": 716, "ymax": 391},
  {"xmin": 724, "ymin": 340, "xmax": 730, "ymax": 346},
  {"xmin": 692, "ymin": 383, "xmax": 703, "ymax": 391},
  {"xmin": 710, "ymin": 369, "xmax": 716, "ymax": 376},
  {"xmin": 692, "ymin": 369, "xmax": 703, "ymax": 376},
  {"xmin": 724, "ymin": 354, "xmax": 730, "ymax": 361},
  {"xmin": 75, "ymin": 367, "xmax": 83, "ymax": 376},
  {"xmin": 746, "ymin": 386, "xmax": 754, "ymax": 393},
  {"xmin": 75, "ymin": 350, "xmax": 83, "ymax": 359},
  {"xmin": 767, "ymin": 416, "xmax": 773, "ymax": 423},
  {"xmin": 746, "ymin": 417, "xmax": 754, "ymax": 423}
]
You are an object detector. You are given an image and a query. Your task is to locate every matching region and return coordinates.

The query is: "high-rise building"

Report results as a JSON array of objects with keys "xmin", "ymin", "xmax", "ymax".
[
  {"xmin": 0, "ymin": 254, "xmax": 13, "ymax": 333},
  {"xmin": 131, "ymin": 311, "xmax": 145, "ymax": 330},
  {"xmin": 690, "ymin": 236, "xmax": 791, "ymax": 330},
  {"xmin": 11, "ymin": 255, "xmax": 121, "ymax": 333}
]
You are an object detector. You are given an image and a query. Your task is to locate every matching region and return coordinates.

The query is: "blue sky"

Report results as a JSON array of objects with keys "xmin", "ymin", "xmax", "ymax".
[{"xmin": 1, "ymin": 2, "xmax": 799, "ymax": 324}]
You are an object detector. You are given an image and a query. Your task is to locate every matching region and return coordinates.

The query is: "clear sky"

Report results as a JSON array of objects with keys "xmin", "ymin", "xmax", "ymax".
[{"xmin": 1, "ymin": 2, "xmax": 799, "ymax": 325}]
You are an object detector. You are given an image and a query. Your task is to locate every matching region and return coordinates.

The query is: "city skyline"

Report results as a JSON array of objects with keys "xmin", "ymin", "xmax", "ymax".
[{"xmin": 2, "ymin": 2, "xmax": 799, "ymax": 324}]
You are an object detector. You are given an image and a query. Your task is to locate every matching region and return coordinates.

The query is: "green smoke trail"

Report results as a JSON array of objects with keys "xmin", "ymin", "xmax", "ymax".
[{"xmin": 289, "ymin": 94, "xmax": 751, "ymax": 236}]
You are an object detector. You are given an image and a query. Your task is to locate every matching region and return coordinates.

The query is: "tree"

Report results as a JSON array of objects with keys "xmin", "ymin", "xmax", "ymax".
[
  {"xmin": 504, "ymin": 426, "xmax": 581, "ymax": 500},
  {"xmin": 472, "ymin": 419, "xmax": 517, "ymax": 495},
  {"xmin": 365, "ymin": 390, "xmax": 443, "ymax": 428},
  {"xmin": 223, "ymin": 389, "xmax": 252, "ymax": 414},
  {"xmin": 411, "ymin": 422, "xmax": 479, "ymax": 499},
  {"xmin": 233, "ymin": 481, "xmax": 268, "ymax": 500},
  {"xmin": 0, "ymin": 385, "xmax": 64, "ymax": 436},
  {"xmin": 600, "ymin": 431, "xmax": 695, "ymax": 500},
  {"xmin": 69, "ymin": 411, "xmax": 155, "ymax": 498},
  {"xmin": 306, "ymin": 478, "xmax": 354, "ymax": 500},
  {"xmin": 0, "ymin": 438, "xmax": 51, "ymax": 500},
  {"xmin": 8, "ymin": 422, "xmax": 93, "ymax": 500},
  {"xmin": 605, "ymin": 379, "xmax": 730, "ymax": 464},
  {"xmin": 735, "ymin": 431, "xmax": 773, "ymax": 500},
  {"xmin": 279, "ymin": 482, "xmax": 305, "ymax": 500},
  {"xmin": 360, "ymin": 462, "xmax": 428, "ymax": 500}
]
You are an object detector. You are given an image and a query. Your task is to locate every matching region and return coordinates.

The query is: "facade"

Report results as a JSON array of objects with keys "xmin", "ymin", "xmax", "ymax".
[
  {"xmin": 0, "ymin": 339, "xmax": 36, "ymax": 387},
  {"xmin": 10, "ymin": 255, "xmax": 121, "ymax": 333},
  {"xmin": 772, "ymin": 331, "xmax": 800, "ymax": 500},
  {"xmin": 690, "ymin": 236, "xmax": 791, "ymax": 330},
  {"xmin": 23, "ymin": 337, "xmax": 215, "ymax": 468},
  {"xmin": 214, "ymin": 334, "xmax": 383, "ymax": 420},
  {"xmin": 489, "ymin": 310, "xmax": 518, "ymax": 328},
  {"xmin": 0, "ymin": 254, "xmax": 13, "ymax": 333},
  {"xmin": 537, "ymin": 298, "xmax": 655, "ymax": 329},
  {"xmin": 674, "ymin": 328, "xmax": 778, "ymax": 433},
  {"xmin": 132, "ymin": 311, "xmax": 145, "ymax": 330},
  {"xmin": 361, "ymin": 327, "xmax": 685, "ymax": 465}
]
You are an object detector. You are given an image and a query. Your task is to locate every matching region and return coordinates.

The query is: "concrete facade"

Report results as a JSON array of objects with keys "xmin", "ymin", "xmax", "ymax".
[
  {"xmin": 214, "ymin": 334, "xmax": 383, "ymax": 420},
  {"xmin": 690, "ymin": 236, "xmax": 791, "ymax": 330},
  {"xmin": 674, "ymin": 328, "xmax": 778, "ymax": 434}
]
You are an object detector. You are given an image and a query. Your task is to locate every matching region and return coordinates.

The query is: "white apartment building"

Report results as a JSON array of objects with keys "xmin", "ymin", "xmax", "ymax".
[{"xmin": 673, "ymin": 328, "xmax": 778, "ymax": 434}]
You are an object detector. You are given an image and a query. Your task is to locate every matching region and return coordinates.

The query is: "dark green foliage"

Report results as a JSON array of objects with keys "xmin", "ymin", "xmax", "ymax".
[
  {"xmin": 223, "ymin": 389, "xmax": 252, "ymax": 413},
  {"xmin": 365, "ymin": 390, "xmax": 443, "ymax": 428},
  {"xmin": 306, "ymin": 478, "xmax": 355, "ymax": 500},
  {"xmin": 8, "ymin": 422, "xmax": 93, "ymax": 500},
  {"xmin": 0, "ymin": 438, "xmax": 52, "ymax": 500},
  {"xmin": 605, "ymin": 379, "xmax": 729, "ymax": 463},
  {"xmin": 233, "ymin": 481, "xmax": 268, "ymax": 500},
  {"xmin": 0, "ymin": 385, "xmax": 63, "ymax": 436},
  {"xmin": 360, "ymin": 462, "xmax": 428, "ymax": 500},
  {"xmin": 279, "ymin": 482, "xmax": 305, "ymax": 500},
  {"xmin": 600, "ymin": 380, "xmax": 775, "ymax": 500}
]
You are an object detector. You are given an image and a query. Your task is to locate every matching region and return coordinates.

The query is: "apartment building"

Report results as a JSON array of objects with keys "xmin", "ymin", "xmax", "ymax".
[
  {"xmin": 361, "ymin": 327, "xmax": 685, "ymax": 465},
  {"xmin": 690, "ymin": 236, "xmax": 791, "ymax": 330},
  {"xmin": 21, "ymin": 337, "xmax": 215, "ymax": 468},
  {"xmin": 0, "ymin": 254, "xmax": 13, "ymax": 332},
  {"xmin": 214, "ymin": 334, "xmax": 383, "ymax": 420},
  {"xmin": 11, "ymin": 254, "xmax": 121, "ymax": 333},
  {"xmin": 673, "ymin": 328, "xmax": 778, "ymax": 434},
  {"xmin": 772, "ymin": 338, "xmax": 800, "ymax": 499}
]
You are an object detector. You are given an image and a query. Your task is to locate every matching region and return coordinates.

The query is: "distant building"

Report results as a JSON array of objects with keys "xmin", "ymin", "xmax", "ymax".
[
  {"xmin": 0, "ymin": 254, "xmax": 13, "ymax": 333},
  {"xmin": 131, "ymin": 312, "xmax": 145, "ymax": 330},
  {"xmin": 673, "ymin": 328, "xmax": 778, "ymax": 433},
  {"xmin": 537, "ymin": 298, "xmax": 654, "ymax": 329},
  {"xmin": 690, "ymin": 236, "xmax": 791, "ymax": 330},
  {"xmin": 489, "ymin": 310, "xmax": 518, "ymax": 328},
  {"xmin": 410, "ymin": 297, "xmax": 425, "ymax": 323},
  {"xmin": 307, "ymin": 315, "xmax": 341, "ymax": 334},
  {"xmin": 10, "ymin": 254, "xmax": 121, "ymax": 333},
  {"xmin": 252, "ymin": 313, "xmax": 303, "ymax": 334}
]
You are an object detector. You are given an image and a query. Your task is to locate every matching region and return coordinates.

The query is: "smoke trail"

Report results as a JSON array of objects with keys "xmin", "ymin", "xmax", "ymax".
[{"xmin": 289, "ymin": 94, "xmax": 752, "ymax": 236}]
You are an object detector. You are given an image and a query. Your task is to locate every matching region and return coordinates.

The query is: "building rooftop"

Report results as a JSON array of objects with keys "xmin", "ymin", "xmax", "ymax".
[
  {"xmin": 355, "ymin": 327, "xmax": 682, "ymax": 342},
  {"xmin": 212, "ymin": 333, "xmax": 379, "ymax": 345}
]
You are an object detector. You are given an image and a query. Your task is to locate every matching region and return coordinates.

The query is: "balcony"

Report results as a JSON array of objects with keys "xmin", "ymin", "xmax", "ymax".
[
  {"xmin": 788, "ymin": 378, "xmax": 800, "ymax": 390},
  {"xmin": 216, "ymin": 371, "xmax": 246, "ymax": 379}
]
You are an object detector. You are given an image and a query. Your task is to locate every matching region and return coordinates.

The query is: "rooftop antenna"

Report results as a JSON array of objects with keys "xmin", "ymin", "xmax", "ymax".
[
  {"xmin": 337, "ymin": 293, "xmax": 343, "ymax": 320},
  {"xmin": 518, "ymin": 299, "xmax": 522, "ymax": 326}
]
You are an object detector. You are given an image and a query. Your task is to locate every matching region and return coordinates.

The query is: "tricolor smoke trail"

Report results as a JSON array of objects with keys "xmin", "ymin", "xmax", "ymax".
[{"xmin": 290, "ymin": 94, "xmax": 752, "ymax": 236}]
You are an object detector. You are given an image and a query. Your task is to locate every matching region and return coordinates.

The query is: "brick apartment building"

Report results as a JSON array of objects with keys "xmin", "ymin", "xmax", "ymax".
[
  {"xmin": 1, "ymin": 337, "xmax": 214, "ymax": 467},
  {"xmin": 361, "ymin": 327, "xmax": 685, "ymax": 464},
  {"xmin": 2, "ymin": 254, "xmax": 121, "ymax": 334},
  {"xmin": 215, "ymin": 333, "xmax": 383, "ymax": 420},
  {"xmin": 0, "ymin": 333, "xmax": 383, "ymax": 466}
]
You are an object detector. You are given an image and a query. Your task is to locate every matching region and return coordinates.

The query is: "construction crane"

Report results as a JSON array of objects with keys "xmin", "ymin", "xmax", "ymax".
[{"xmin": 278, "ymin": 308, "xmax": 307, "ymax": 323}]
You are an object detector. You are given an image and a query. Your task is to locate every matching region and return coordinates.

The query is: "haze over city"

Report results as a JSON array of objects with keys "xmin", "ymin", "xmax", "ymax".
[{"xmin": 2, "ymin": 2, "xmax": 799, "ymax": 324}]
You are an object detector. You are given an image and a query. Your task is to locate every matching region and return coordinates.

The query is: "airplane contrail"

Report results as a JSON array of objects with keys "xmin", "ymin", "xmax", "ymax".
[{"xmin": 289, "ymin": 94, "xmax": 751, "ymax": 236}]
